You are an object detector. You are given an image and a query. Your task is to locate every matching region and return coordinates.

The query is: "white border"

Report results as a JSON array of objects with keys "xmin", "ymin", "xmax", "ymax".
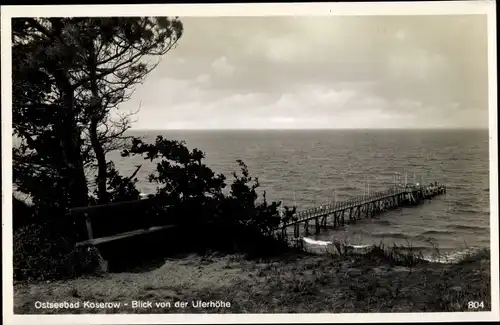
[{"xmin": 2, "ymin": 1, "xmax": 498, "ymax": 324}]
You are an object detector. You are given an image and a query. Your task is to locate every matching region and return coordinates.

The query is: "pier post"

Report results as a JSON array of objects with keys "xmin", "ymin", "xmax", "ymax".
[{"xmin": 294, "ymin": 223, "xmax": 299, "ymax": 238}]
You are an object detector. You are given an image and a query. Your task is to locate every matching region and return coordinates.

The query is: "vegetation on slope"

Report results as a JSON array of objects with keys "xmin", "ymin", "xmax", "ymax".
[{"xmin": 14, "ymin": 246, "xmax": 491, "ymax": 313}]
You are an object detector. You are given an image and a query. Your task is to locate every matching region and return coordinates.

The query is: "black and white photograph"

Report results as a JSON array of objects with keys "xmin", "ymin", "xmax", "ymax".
[{"xmin": 2, "ymin": 1, "xmax": 498, "ymax": 323}]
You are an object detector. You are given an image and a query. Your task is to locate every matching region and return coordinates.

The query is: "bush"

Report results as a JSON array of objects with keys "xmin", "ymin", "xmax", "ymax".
[
  {"xmin": 14, "ymin": 137, "xmax": 295, "ymax": 281},
  {"xmin": 13, "ymin": 224, "xmax": 106, "ymax": 282},
  {"xmin": 188, "ymin": 223, "xmax": 290, "ymax": 257},
  {"xmin": 125, "ymin": 138, "xmax": 292, "ymax": 254},
  {"xmin": 12, "ymin": 196, "xmax": 35, "ymax": 231}
]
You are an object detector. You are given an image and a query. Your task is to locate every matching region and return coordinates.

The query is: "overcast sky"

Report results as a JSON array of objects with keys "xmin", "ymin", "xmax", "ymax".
[{"xmin": 123, "ymin": 15, "xmax": 489, "ymax": 130}]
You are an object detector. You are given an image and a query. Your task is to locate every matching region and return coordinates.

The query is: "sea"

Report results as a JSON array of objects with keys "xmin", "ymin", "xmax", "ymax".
[{"xmin": 108, "ymin": 129, "xmax": 490, "ymax": 263}]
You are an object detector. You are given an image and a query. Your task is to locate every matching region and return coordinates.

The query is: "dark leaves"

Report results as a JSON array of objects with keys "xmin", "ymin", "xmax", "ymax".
[{"xmin": 13, "ymin": 16, "xmax": 184, "ymax": 215}]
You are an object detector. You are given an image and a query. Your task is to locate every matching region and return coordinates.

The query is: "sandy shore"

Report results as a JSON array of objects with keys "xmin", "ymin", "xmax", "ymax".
[{"xmin": 14, "ymin": 247, "xmax": 491, "ymax": 314}]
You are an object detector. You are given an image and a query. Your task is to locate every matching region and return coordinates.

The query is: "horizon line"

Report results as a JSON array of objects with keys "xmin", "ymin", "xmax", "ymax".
[{"xmin": 129, "ymin": 127, "xmax": 489, "ymax": 131}]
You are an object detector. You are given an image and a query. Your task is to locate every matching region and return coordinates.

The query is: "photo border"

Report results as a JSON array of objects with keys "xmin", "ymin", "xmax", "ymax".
[{"xmin": 2, "ymin": 1, "xmax": 498, "ymax": 323}]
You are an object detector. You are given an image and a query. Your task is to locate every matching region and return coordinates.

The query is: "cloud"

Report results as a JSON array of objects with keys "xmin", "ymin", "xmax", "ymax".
[
  {"xmin": 211, "ymin": 56, "xmax": 235, "ymax": 77},
  {"xmin": 195, "ymin": 74, "xmax": 211, "ymax": 86},
  {"xmin": 387, "ymin": 48, "xmax": 448, "ymax": 81},
  {"xmin": 395, "ymin": 30, "xmax": 406, "ymax": 40},
  {"xmin": 122, "ymin": 15, "xmax": 488, "ymax": 129},
  {"xmin": 133, "ymin": 78, "xmax": 425, "ymax": 130}
]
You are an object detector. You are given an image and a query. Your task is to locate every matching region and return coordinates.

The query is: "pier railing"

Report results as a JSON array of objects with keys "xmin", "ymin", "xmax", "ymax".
[{"xmin": 280, "ymin": 183, "xmax": 446, "ymax": 228}]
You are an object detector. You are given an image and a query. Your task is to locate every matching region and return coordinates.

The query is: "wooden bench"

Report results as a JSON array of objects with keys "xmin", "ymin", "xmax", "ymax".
[
  {"xmin": 75, "ymin": 225, "xmax": 176, "ymax": 247},
  {"xmin": 69, "ymin": 198, "xmax": 178, "ymax": 271}
]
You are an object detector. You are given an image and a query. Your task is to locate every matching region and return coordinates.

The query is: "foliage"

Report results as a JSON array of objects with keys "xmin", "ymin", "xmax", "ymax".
[
  {"xmin": 124, "ymin": 137, "xmax": 291, "ymax": 251},
  {"xmin": 12, "ymin": 196, "xmax": 35, "ymax": 231},
  {"xmin": 12, "ymin": 17, "xmax": 183, "ymax": 215},
  {"xmin": 12, "ymin": 17, "xmax": 296, "ymax": 282},
  {"xmin": 93, "ymin": 162, "xmax": 141, "ymax": 203},
  {"xmin": 122, "ymin": 136, "xmax": 227, "ymax": 225},
  {"xmin": 13, "ymin": 224, "xmax": 105, "ymax": 281},
  {"xmin": 221, "ymin": 160, "xmax": 282, "ymax": 236}
]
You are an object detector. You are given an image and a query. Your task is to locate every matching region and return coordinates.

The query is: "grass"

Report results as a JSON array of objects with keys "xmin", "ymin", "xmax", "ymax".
[{"xmin": 14, "ymin": 243, "xmax": 491, "ymax": 314}]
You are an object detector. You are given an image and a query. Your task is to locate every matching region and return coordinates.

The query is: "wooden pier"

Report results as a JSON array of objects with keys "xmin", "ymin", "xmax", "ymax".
[{"xmin": 278, "ymin": 182, "xmax": 447, "ymax": 239}]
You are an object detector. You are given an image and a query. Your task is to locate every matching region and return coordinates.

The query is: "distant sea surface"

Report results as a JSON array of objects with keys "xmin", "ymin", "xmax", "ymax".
[{"xmin": 108, "ymin": 129, "xmax": 491, "ymax": 261}]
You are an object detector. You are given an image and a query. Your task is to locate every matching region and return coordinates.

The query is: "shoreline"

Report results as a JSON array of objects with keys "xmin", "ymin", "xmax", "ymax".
[
  {"xmin": 14, "ymin": 247, "xmax": 491, "ymax": 314},
  {"xmin": 301, "ymin": 239, "xmax": 490, "ymax": 263}
]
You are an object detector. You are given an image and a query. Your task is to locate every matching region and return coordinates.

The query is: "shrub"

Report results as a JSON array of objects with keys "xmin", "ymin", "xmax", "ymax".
[
  {"xmin": 14, "ymin": 137, "xmax": 296, "ymax": 282},
  {"xmin": 13, "ymin": 224, "xmax": 105, "ymax": 281},
  {"xmin": 125, "ymin": 137, "xmax": 292, "ymax": 254},
  {"xmin": 12, "ymin": 196, "xmax": 35, "ymax": 231}
]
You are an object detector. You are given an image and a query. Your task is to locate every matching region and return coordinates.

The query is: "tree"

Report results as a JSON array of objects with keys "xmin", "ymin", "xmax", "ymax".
[
  {"xmin": 13, "ymin": 18, "xmax": 89, "ymax": 211},
  {"xmin": 12, "ymin": 17, "xmax": 183, "ymax": 217},
  {"xmin": 75, "ymin": 17, "xmax": 183, "ymax": 204}
]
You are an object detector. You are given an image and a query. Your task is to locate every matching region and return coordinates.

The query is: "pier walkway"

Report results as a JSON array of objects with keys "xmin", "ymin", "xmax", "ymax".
[{"xmin": 278, "ymin": 182, "xmax": 447, "ymax": 239}]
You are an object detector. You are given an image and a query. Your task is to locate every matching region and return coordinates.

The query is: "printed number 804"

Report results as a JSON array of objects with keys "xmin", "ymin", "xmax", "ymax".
[{"xmin": 468, "ymin": 301, "xmax": 485, "ymax": 309}]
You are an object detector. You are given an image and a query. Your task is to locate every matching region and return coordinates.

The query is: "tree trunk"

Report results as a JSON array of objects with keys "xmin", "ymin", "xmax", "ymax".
[
  {"xmin": 60, "ymin": 84, "xmax": 89, "ymax": 209},
  {"xmin": 90, "ymin": 116, "xmax": 108, "ymax": 204},
  {"xmin": 88, "ymin": 38, "xmax": 109, "ymax": 205}
]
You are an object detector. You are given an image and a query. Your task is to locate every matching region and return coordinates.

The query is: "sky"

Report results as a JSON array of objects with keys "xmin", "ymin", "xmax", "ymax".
[{"xmin": 123, "ymin": 15, "xmax": 489, "ymax": 130}]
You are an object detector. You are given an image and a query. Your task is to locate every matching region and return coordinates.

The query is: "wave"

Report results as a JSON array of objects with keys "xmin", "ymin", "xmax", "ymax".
[
  {"xmin": 375, "ymin": 244, "xmax": 434, "ymax": 251},
  {"xmin": 348, "ymin": 244, "xmax": 374, "ymax": 249},
  {"xmin": 421, "ymin": 247, "xmax": 486, "ymax": 264},
  {"xmin": 450, "ymin": 201, "xmax": 482, "ymax": 214},
  {"xmin": 373, "ymin": 219, "xmax": 392, "ymax": 226},
  {"xmin": 453, "ymin": 200, "xmax": 478, "ymax": 209},
  {"xmin": 455, "ymin": 208, "xmax": 483, "ymax": 214},
  {"xmin": 302, "ymin": 238, "xmax": 374, "ymax": 249},
  {"xmin": 302, "ymin": 237, "xmax": 331, "ymax": 246},
  {"xmin": 307, "ymin": 157, "xmax": 332, "ymax": 161},
  {"xmin": 303, "ymin": 238, "xmax": 487, "ymax": 264},
  {"xmin": 419, "ymin": 230, "xmax": 454, "ymax": 236},
  {"xmin": 370, "ymin": 232, "xmax": 412, "ymax": 240},
  {"xmin": 451, "ymin": 224, "xmax": 489, "ymax": 231},
  {"xmin": 336, "ymin": 186, "xmax": 360, "ymax": 192},
  {"xmin": 304, "ymin": 240, "xmax": 434, "ymax": 252},
  {"xmin": 302, "ymin": 238, "xmax": 413, "ymax": 251}
]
